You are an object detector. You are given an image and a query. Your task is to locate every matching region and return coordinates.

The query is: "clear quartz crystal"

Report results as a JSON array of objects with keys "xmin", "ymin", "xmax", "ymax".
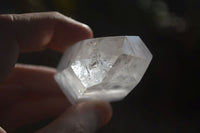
[{"xmin": 54, "ymin": 36, "xmax": 152, "ymax": 104}]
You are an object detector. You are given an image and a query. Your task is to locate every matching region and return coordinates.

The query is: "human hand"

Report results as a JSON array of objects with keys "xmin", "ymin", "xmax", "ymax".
[{"xmin": 0, "ymin": 12, "xmax": 112, "ymax": 133}]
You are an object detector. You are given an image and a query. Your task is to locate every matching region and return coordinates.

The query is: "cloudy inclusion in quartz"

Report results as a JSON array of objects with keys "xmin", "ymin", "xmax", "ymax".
[{"xmin": 71, "ymin": 58, "xmax": 116, "ymax": 89}]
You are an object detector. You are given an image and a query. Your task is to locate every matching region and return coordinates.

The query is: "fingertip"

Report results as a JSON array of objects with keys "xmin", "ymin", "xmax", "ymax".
[
  {"xmin": 47, "ymin": 13, "xmax": 93, "ymax": 52},
  {"xmin": 80, "ymin": 23, "xmax": 93, "ymax": 39},
  {"xmin": 61, "ymin": 13, "xmax": 93, "ymax": 39},
  {"xmin": 95, "ymin": 101, "xmax": 112, "ymax": 127},
  {"xmin": 35, "ymin": 101, "xmax": 112, "ymax": 133},
  {"xmin": 77, "ymin": 101, "xmax": 112, "ymax": 127}
]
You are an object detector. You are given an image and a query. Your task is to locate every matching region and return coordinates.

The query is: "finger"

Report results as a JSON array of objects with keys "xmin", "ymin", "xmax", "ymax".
[
  {"xmin": 0, "ymin": 64, "xmax": 70, "ymax": 108},
  {"xmin": 0, "ymin": 96, "xmax": 69, "ymax": 133},
  {"xmin": 36, "ymin": 101, "xmax": 112, "ymax": 133},
  {"xmin": 0, "ymin": 12, "xmax": 93, "ymax": 52},
  {"xmin": 0, "ymin": 64, "xmax": 71, "ymax": 132},
  {"xmin": 0, "ymin": 12, "xmax": 93, "ymax": 81}
]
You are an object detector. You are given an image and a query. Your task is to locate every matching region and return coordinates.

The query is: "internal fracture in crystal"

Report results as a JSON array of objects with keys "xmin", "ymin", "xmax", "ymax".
[{"xmin": 54, "ymin": 36, "xmax": 152, "ymax": 104}]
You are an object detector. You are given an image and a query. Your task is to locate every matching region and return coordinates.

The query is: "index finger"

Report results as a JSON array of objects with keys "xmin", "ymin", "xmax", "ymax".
[
  {"xmin": 0, "ymin": 12, "xmax": 93, "ymax": 52},
  {"xmin": 0, "ymin": 12, "xmax": 92, "ymax": 82}
]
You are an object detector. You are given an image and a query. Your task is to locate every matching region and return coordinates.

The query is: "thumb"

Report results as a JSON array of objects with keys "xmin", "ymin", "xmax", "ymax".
[{"xmin": 35, "ymin": 101, "xmax": 112, "ymax": 133}]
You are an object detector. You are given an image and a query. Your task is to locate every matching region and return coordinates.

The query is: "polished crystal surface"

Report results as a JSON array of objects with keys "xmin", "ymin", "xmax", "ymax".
[{"xmin": 54, "ymin": 36, "xmax": 152, "ymax": 104}]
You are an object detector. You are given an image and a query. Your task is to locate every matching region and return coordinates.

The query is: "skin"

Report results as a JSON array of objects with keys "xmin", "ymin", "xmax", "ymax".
[{"xmin": 0, "ymin": 12, "xmax": 112, "ymax": 133}]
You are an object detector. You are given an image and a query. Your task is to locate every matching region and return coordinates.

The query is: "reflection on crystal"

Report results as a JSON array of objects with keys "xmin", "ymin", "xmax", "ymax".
[
  {"xmin": 71, "ymin": 58, "xmax": 116, "ymax": 88},
  {"xmin": 55, "ymin": 36, "xmax": 152, "ymax": 104}
]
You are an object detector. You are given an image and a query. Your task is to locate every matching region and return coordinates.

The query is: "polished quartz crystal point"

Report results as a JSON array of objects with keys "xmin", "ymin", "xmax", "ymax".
[{"xmin": 54, "ymin": 36, "xmax": 152, "ymax": 104}]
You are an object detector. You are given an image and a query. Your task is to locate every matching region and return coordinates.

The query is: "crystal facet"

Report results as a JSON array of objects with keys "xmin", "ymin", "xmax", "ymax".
[{"xmin": 54, "ymin": 36, "xmax": 152, "ymax": 104}]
